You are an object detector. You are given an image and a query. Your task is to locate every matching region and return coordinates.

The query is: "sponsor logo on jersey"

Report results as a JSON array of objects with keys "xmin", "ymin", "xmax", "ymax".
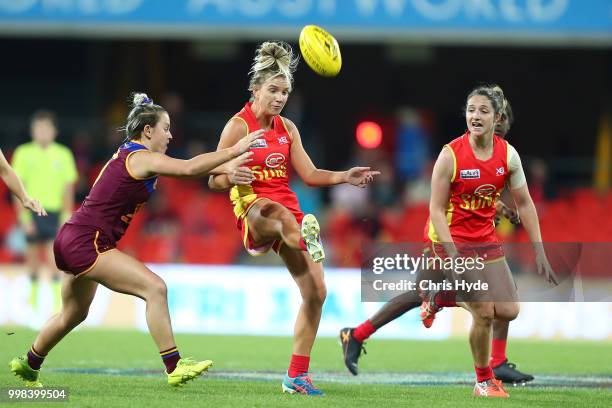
[
  {"xmin": 251, "ymin": 138, "xmax": 268, "ymax": 148},
  {"xmin": 265, "ymin": 153, "xmax": 286, "ymax": 168},
  {"xmin": 496, "ymin": 167, "xmax": 505, "ymax": 176},
  {"xmin": 278, "ymin": 136, "xmax": 289, "ymax": 145},
  {"xmin": 460, "ymin": 169, "xmax": 480, "ymax": 179},
  {"xmin": 474, "ymin": 184, "xmax": 497, "ymax": 197}
]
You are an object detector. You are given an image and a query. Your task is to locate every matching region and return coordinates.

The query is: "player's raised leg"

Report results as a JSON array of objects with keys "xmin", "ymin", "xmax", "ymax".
[{"xmin": 247, "ymin": 199, "xmax": 324, "ymax": 262}]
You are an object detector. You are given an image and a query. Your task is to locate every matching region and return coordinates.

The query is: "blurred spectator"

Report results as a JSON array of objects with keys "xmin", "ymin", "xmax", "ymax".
[
  {"xmin": 71, "ymin": 129, "xmax": 93, "ymax": 201},
  {"xmin": 395, "ymin": 108, "xmax": 431, "ymax": 182},
  {"xmin": 528, "ymin": 158, "xmax": 550, "ymax": 212},
  {"xmin": 403, "ymin": 160, "xmax": 434, "ymax": 207},
  {"xmin": 161, "ymin": 92, "xmax": 188, "ymax": 158}
]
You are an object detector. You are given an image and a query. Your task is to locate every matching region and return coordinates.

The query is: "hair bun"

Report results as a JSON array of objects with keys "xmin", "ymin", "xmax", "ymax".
[{"xmin": 132, "ymin": 92, "xmax": 153, "ymax": 107}]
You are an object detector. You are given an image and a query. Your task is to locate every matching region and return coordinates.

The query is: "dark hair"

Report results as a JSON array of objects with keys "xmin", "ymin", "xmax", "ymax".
[
  {"xmin": 466, "ymin": 84, "xmax": 507, "ymax": 116},
  {"xmin": 122, "ymin": 92, "xmax": 166, "ymax": 141},
  {"xmin": 502, "ymin": 98, "xmax": 514, "ymax": 126},
  {"xmin": 30, "ymin": 110, "xmax": 57, "ymax": 127}
]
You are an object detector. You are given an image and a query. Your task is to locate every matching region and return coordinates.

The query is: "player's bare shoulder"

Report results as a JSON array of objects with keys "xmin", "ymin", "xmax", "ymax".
[
  {"xmin": 280, "ymin": 116, "xmax": 298, "ymax": 142},
  {"xmin": 219, "ymin": 117, "xmax": 249, "ymax": 147}
]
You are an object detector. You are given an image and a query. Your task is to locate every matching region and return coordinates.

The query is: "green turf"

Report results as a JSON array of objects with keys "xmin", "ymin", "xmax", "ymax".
[{"xmin": 1, "ymin": 327, "xmax": 611, "ymax": 407}]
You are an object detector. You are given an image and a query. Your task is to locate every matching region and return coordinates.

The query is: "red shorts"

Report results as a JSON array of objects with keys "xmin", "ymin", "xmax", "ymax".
[
  {"xmin": 425, "ymin": 241, "xmax": 505, "ymax": 264},
  {"xmin": 238, "ymin": 198, "xmax": 304, "ymax": 256},
  {"xmin": 54, "ymin": 224, "xmax": 115, "ymax": 276}
]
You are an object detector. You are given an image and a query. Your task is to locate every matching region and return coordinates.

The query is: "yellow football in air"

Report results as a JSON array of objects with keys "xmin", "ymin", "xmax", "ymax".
[{"xmin": 299, "ymin": 25, "xmax": 342, "ymax": 77}]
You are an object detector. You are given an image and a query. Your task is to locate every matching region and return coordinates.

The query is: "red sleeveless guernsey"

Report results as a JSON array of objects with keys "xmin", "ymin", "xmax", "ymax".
[
  {"xmin": 424, "ymin": 133, "xmax": 509, "ymax": 244},
  {"xmin": 229, "ymin": 102, "xmax": 302, "ymax": 222}
]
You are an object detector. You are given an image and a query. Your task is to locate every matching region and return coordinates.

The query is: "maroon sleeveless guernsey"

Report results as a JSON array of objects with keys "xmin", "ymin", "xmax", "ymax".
[{"xmin": 68, "ymin": 141, "xmax": 157, "ymax": 244}]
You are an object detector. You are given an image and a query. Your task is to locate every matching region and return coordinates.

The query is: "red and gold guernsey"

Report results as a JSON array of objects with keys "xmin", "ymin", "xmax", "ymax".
[
  {"xmin": 69, "ymin": 141, "xmax": 157, "ymax": 244},
  {"xmin": 425, "ymin": 132, "xmax": 509, "ymax": 245},
  {"xmin": 229, "ymin": 102, "xmax": 304, "ymax": 255}
]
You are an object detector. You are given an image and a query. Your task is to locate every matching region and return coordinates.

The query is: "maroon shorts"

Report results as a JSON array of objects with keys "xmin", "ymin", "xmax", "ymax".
[{"xmin": 54, "ymin": 224, "xmax": 115, "ymax": 276}]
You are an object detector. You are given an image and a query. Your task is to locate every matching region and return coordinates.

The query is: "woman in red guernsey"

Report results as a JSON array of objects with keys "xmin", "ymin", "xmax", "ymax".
[
  {"xmin": 9, "ymin": 93, "xmax": 260, "ymax": 388},
  {"xmin": 422, "ymin": 85, "xmax": 556, "ymax": 398},
  {"xmin": 209, "ymin": 42, "xmax": 379, "ymax": 396}
]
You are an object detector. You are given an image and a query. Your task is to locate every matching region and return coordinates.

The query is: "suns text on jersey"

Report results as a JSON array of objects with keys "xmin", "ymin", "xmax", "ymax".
[{"xmin": 251, "ymin": 164, "xmax": 287, "ymax": 181}]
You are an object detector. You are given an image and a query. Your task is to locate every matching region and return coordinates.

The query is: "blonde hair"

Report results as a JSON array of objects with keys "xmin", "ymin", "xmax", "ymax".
[{"xmin": 248, "ymin": 41, "xmax": 299, "ymax": 93}]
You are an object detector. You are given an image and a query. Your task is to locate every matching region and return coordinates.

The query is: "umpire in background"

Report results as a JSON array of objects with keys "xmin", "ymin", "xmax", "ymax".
[{"xmin": 12, "ymin": 110, "xmax": 77, "ymax": 311}]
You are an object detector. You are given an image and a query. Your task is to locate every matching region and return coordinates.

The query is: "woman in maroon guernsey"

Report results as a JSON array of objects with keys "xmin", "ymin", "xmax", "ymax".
[{"xmin": 9, "ymin": 93, "xmax": 260, "ymax": 388}]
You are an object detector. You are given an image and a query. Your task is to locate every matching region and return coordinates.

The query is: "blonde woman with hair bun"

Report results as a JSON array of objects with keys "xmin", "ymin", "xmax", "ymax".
[{"xmin": 210, "ymin": 41, "xmax": 380, "ymax": 396}]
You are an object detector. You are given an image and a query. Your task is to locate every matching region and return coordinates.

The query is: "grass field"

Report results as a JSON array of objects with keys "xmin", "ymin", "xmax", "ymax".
[{"xmin": 1, "ymin": 327, "xmax": 611, "ymax": 407}]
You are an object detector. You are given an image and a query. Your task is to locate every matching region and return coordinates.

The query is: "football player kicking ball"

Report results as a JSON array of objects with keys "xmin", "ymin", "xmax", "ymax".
[
  {"xmin": 210, "ymin": 42, "xmax": 379, "ymax": 396},
  {"xmin": 340, "ymin": 98, "xmax": 536, "ymax": 386}
]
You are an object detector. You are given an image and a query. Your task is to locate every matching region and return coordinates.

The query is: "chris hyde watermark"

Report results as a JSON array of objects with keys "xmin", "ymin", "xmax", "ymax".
[{"xmin": 372, "ymin": 279, "xmax": 488, "ymax": 292}]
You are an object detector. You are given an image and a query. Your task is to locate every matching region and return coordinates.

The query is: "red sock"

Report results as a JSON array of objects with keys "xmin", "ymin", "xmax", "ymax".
[
  {"xmin": 490, "ymin": 338, "xmax": 507, "ymax": 368},
  {"xmin": 288, "ymin": 354, "xmax": 310, "ymax": 378},
  {"xmin": 475, "ymin": 364, "xmax": 494, "ymax": 383},
  {"xmin": 434, "ymin": 290, "xmax": 457, "ymax": 307},
  {"xmin": 352, "ymin": 319, "xmax": 376, "ymax": 342},
  {"xmin": 298, "ymin": 238, "xmax": 307, "ymax": 251}
]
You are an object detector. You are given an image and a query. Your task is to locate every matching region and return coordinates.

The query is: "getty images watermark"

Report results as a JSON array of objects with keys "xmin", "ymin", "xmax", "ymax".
[
  {"xmin": 361, "ymin": 243, "xmax": 612, "ymax": 302},
  {"xmin": 371, "ymin": 252, "xmax": 488, "ymax": 292}
]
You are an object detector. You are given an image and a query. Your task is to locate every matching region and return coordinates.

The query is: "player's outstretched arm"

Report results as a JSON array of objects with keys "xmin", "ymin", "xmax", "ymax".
[
  {"xmin": 130, "ymin": 130, "xmax": 262, "ymax": 180},
  {"xmin": 0, "ymin": 149, "xmax": 46, "ymax": 216},
  {"xmin": 288, "ymin": 118, "xmax": 380, "ymax": 187}
]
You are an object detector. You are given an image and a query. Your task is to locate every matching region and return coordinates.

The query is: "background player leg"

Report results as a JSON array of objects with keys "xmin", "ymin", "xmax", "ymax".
[
  {"xmin": 44, "ymin": 240, "xmax": 62, "ymax": 312},
  {"xmin": 25, "ymin": 240, "xmax": 41, "ymax": 308},
  {"xmin": 491, "ymin": 320, "xmax": 533, "ymax": 383},
  {"xmin": 340, "ymin": 268, "xmax": 445, "ymax": 375},
  {"xmin": 279, "ymin": 245, "xmax": 326, "ymax": 395}
]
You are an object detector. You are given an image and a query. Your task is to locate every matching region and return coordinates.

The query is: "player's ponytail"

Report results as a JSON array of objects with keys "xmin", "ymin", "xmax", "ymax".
[
  {"xmin": 121, "ymin": 92, "xmax": 166, "ymax": 141},
  {"xmin": 248, "ymin": 41, "xmax": 299, "ymax": 93}
]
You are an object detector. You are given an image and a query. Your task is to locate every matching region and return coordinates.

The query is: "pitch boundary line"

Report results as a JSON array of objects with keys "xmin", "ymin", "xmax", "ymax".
[{"xmin": 49, "ymin": 368, "xmax": 612, "ymax": 389}]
